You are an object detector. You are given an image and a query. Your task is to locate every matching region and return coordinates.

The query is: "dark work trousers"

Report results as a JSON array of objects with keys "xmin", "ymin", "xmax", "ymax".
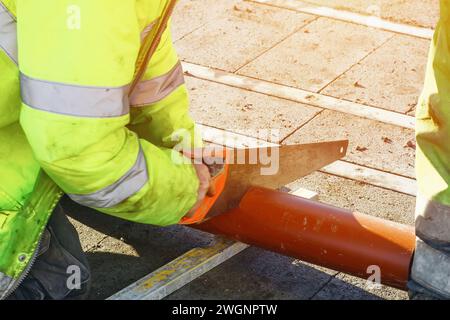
[{"xmin": 7, "ymin": 204, "xmax": 91, "ymax": 300}]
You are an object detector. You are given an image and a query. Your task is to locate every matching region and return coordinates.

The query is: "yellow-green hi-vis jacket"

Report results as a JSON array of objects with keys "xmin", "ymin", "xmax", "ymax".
[
  {"xmin": 412, "ymin": 0, "xmax": 450, "ymax": 298},
  {"xmin": 0, "ymin": 0, "xmax": 200, "ymax": 298}
]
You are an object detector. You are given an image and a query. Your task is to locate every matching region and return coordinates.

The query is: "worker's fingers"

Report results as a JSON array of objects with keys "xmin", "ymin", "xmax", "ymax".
[
  {"xmin": 181, "ymin": 149, "xmax": 226, "ymax": 217},
  {"xmin": 194, "ymin": 163, "xmax": 211, "ymax": 198},
  {"xmin": 182, "ymin": 148, "xmax": 203, "ymax": 162},
  {"xmin": 207, "ymin": 182, "xmax": 217, "ymax": 197},
  {"xmin": 184, "ymin": 163, "xmax": 211, "ymax": 219},
  {"xmin": 182, "ymin": 147, "xmax": 227, "ymax": 163}
]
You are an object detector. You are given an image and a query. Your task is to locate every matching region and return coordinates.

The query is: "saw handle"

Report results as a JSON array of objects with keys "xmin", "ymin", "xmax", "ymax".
[{"xmin": 179, "ymin": 150, "xmax": 229, "ymax": 225}]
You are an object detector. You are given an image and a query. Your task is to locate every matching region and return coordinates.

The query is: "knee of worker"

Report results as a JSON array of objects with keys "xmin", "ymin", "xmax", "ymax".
[
  {"xmin": 412, "ymin": 192, "xmax": 450, "ymax": 299},
  {"xmin": 415, "ymin": 194, "xmax": 450, "ymax": 249},
  {"xmin": 410, "ymin": 238, "xmax": 450, "ymax": 299},
  {"xmin": 30, "ymin": 205, "xmax": 92, "ymax": 300}
]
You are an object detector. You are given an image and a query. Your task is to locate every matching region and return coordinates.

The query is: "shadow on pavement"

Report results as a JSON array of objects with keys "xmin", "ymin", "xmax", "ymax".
[{"xmin": 61, "ymin": 196, "xmax": 383, "ymax": 300}]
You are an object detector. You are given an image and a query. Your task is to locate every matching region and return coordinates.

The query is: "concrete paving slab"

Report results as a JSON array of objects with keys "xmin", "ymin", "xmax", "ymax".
[
  {"xmin": 297, "ymin": 261, "xmax": 339, "ymax": 276},
  {"xmin": 288, "ymin": 171, "xmax": 416, "ymax": 225},
  {"xmin": 68, "ymin": 218, "xmax": 108, "ymax": 252},
  {"xmin": 186, "ymin": 76, "xmax": 321, "ymax": 142},
  {"xmin": 183, "ymin": 61, "xmax": 416, "ymax": 129},
  {"xmin": 175, "ymin": 1, "xmax": 315, "ymax": 72},
  {"xmin": 253, "ymin": 0, "xmax": 434, "ymax": 41},
  {"xmin": 62, "ymin": 196, "xmax": 126, "ymax": 252},
  {"xmin": 292, "ymin": 0, "xmax": 439, "ymax": 28},
  {"xmin": 312, "ymin": 272, "xmax": 408, "ymax": 300},
  {"xmin": 238, "ymin": 17, "xmax": 392, "ymax": 92},
  {"xmin": 172, "ymin": 0, "xmax": 240, "ymax": 41},
  {"xmin": 322, "ymin": 34, "xmax": 429, "ymax": 113},
  {"xmin": 284, "ymin": 110, "xmax": 416, "ymax": 178},
  {"xmin": 166, "ymin": 247, "xmax": 334, "ymax": 300}
]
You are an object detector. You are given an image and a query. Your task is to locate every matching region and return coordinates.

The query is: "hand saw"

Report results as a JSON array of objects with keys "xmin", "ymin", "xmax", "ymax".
[{"xmin": 180, "ymin": 140, "xmax": 348, "ymax": 225}]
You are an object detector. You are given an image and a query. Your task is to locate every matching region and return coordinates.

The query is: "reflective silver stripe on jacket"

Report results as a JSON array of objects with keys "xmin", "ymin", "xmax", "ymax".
[
  {"xmin": 130, "ymin": 61, "xmax": 185, "ymax": 107},
  {"xmin": 0, "ymin": 3, "xmax": 18, "ymax": 63},
  {"xmin": 68, "ymin": 148, "xmax": 148, "ymax": 208},
  {"xmin": 20, "ymin": 73, "xmax": 130, "ymax": 118}
]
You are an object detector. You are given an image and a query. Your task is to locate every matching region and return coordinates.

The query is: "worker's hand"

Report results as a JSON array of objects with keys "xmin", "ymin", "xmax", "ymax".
[
  {"xmin": 185, "ymin": 162, "xmax": 214, "ymax": 219},
  {"xmin": 183, "ymin": 149, "xmax": 218, "ymax": 219}
]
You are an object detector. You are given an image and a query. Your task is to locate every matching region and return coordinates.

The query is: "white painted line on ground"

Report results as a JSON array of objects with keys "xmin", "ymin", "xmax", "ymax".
[
  {"xmin": 183, "ymin": 62, "xmax": 416, "ymax": 130},
  {"xmin": 198, "ymin": 124, "xmax": 417, "ymax": 196},
  {"xmin": 322, "ymin": 161, "xmax": 416, "ymax": 197},
  {"xmin": 249, "ymin": 0, "xmax": 434, "ymax": 40},
  {"xmin": 108, "ymin": 239, "xmax": 250, "ymax": 300},
  {"xmin": 197, "ymin": 124, "xmax": 278, "ymax": 148}
]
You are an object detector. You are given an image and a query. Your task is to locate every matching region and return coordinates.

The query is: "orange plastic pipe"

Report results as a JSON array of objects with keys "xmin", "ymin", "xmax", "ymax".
[{"xmin": 195, "ymin": 187, "xmax": 415, "ymax": 290}]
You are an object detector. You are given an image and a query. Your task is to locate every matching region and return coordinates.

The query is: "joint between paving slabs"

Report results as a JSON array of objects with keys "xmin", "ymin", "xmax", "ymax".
[
  {"xmin": 317, "ymin": 33, "xmax": 396, "ymax": 94},
  {"xmin": 309, "ymin": 272, "xmax": 339, "ymax": 300},
  {"xmin": 86, "ymin": 235, "xmax": 110, "ymax": 253},
  {"xmin": 175, "ymin": 21, "xmax": 210, "ymax": 43},
  {"xmin": 316, "ymin": 168, "xmax": 415, "ymax": 198},
  {"xmin": 233, "ymin": 16, "xmax": 320, "ymax": 74},
  {"xmin": 280, "ymin": 109, "xmax": 324, "ymax": 144},
  {"xmin": 338, "ymin": 159, "xmax": 416, "ymax": 181}
]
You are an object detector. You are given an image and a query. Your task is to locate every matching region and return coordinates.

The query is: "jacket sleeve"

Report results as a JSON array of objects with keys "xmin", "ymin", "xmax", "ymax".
[
  {"xmin": 17, "ymin": 0, "xmax": 199, "ymax": 226},
  {"xmin": 127, "ymin": 17, "xmax": 202, "ymax": 151}
]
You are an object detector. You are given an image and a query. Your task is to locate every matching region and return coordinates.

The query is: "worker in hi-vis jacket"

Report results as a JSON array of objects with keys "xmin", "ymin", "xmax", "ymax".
[
  {"xmin": 0, "ymin": 0, "xmax": 211, "ymax": 299},
  {"xmin": 409, "ymin": 0, "xmax": 450, "ymax": 300}
]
